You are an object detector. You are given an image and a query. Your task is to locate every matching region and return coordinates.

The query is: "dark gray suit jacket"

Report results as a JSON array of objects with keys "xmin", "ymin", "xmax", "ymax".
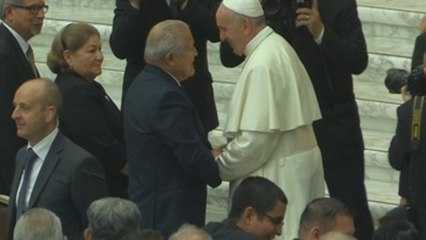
[
  {"xmin": 6, "ymin": 132, "xmax": 108, "ymax": 240},
  {"xmin": 0, "ymin": 23, "xmax": 37, "ymax": 194}
]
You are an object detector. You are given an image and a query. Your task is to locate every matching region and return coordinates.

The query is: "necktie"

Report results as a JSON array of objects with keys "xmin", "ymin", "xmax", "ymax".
[
  {"xmin": 26, "ymin": 45, "xmax": 40, "ymax": 78},
  {"xmin": 16, "ymin": 148, "xmax": 37, "ymax": 219}
]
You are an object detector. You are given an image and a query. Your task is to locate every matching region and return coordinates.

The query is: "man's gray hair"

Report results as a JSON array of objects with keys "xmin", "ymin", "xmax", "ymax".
[
  {"xmin": 144, "ymin": 20, "xmax": 190, "ymax": 65},
  {"xmin": 13, "ymin": 208, "xmax": 63, "ymax": 240},
  {"xmin": 87, "ymin": 197, "xmax": 141, "ymax": 240},
  {"xmin": 0, "ymin": 0, "xmax": 21, "ymax": 19},
  {"xmin": 169, "ymin": 224, "xmax": 212, "ymax": 240}
]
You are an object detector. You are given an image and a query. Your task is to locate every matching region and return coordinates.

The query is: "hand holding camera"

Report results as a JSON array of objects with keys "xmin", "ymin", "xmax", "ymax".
[{"xmin": 294, "ymin": 0, "xmax": 324, "ymax": 38}]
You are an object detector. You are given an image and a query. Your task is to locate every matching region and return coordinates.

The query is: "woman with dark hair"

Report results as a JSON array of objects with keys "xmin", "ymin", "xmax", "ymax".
[{"xmin": 47, "ymin": 23, "xmax": 128, "ymax": 198}]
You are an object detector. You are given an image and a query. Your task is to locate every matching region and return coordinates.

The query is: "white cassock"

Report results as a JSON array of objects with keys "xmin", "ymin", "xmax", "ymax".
[{"xmin": 217, "ymin": 26, "xmax": 325, "ymax": 240}]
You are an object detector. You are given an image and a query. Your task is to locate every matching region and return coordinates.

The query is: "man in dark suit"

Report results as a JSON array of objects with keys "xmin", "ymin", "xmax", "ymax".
[
  {"xmin": 204, "ymin": 177, "xmax": 287, "ymax": 240},
  {"xmin": 389, "ymin": 66, "xmax": 426, "ymax": 238},
  {"xmin": 110, "ymin": 0, "xmax": 220, "ymax": 133},
  {"xmin": 220, "ymin": 0, "xmax": 374, "ymax": 238},
  {"xmin": 124, "ymin": 20, "xmax": 221, "ymax": 238},
  {"xmin": 6, "ymin": 79, "xmax": 108, "ymax": 240},
  {"xmin": 0, "ymin": 0, "xmax": 46, "ymax": 195}
]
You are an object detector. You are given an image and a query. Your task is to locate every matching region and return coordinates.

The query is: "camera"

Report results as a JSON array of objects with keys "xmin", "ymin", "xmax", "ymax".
[
  {"xmin": 384, "ymin": 68, "xmax": 409, "ymax": 94},
  {"xmin": 385, "ymin": 65, "xmax": 426, "ymax": 95},
  {"xmin": 296, "ymin": 0, "xmax": 312, "ymax": 9}
]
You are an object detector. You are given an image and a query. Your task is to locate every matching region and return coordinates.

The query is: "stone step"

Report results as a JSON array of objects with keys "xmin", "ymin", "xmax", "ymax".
[{"xmin": 358, "ymin": 0, "xmax": 426, "ymax": 14}]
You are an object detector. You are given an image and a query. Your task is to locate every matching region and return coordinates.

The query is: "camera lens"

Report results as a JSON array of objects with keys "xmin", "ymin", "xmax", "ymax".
[{"xmin": 261, "ymin": 0, "xmax": 281, "ymax": 17}]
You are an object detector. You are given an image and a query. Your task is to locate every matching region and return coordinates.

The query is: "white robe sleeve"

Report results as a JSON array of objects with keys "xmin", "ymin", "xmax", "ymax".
[{"xmin": 216, "ymin": 130, "xmax": 280, "ymax": 181}]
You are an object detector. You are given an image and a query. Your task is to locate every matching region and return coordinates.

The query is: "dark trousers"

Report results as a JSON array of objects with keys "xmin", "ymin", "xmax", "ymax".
[{"xmin": 314, "ymin": 102, "xmax": 374, "ymax": 240}]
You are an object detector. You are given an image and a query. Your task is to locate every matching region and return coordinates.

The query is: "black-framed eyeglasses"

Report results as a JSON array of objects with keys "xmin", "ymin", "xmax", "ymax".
[
  {"xmin": 256, "ymin": 210, "xmax": 284, "ymax": 227},
  {"xmin": 9, "ymin": 4, "xmax": 49, "ymax": 15}
]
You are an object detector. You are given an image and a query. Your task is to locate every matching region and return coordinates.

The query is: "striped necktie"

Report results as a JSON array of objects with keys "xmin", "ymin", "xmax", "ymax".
[{"xmin": 26, "ymin": 45, "xmax": 40, "ymax": 77}]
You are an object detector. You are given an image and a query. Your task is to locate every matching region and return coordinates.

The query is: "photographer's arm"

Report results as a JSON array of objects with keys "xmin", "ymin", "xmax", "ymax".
[{"xmin": 297, "ymin": 0, "xmax": 368, "ymax": 75}]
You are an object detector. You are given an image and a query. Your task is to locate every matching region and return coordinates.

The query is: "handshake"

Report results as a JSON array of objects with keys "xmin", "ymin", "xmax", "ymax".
[{"xmin": 212, "ymin": 144, "xmax": 227, "ymax": 158}]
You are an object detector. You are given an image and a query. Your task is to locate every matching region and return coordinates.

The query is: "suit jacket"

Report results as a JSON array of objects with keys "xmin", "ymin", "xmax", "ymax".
[
  {"xmin": 203, "ymin": 219, "xmax": 261, "ymax": 240},
  {"xmin": 6, "ymin": 132, "xmax": 108, "ymax": 240},
  {"xmin": 411, "ymin": 33, "xmax": 426, "ymax": 70},
  {"xmin": 124, "ymin": 65, "xmax": 221, "ymax": 238},
  {"xmin": 109, "ymin": 0, "xmax": 220, "ymax": 132},
  {"xmin": 0, "ymin": 23, "xmax": 37, "ymax": 194},
  {"xmin": 55, "ymin": 71, "xmax": 128, "ymax": 198},
  {"xmin": 389, "ymin": 99, "xmax": 426, "ymax": 207}
]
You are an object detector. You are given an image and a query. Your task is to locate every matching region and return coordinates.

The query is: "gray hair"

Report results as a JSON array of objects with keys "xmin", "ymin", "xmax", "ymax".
[
  {"xmin": 87, "ymin": 197, "xmax": 141, "ymax": 240},
  {"xmin": 0, "ymin": 0, "xmax": 21, "ymax": 19},
  {"xmin": 13, "ymin": 208, "xmax": 63, "ymax": 240},
  {"xmin": 144, "ymin": 20, "xmax": 190, "ymax": 65},
  {"xmin": 169, "ymin": 224, "xmax": 212, "ymax": 240}
]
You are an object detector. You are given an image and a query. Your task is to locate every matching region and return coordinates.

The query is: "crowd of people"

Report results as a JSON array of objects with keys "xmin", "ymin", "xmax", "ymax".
[{"xmin": 0, "ymin": 0, "xmax": 425, "ymax": 239}]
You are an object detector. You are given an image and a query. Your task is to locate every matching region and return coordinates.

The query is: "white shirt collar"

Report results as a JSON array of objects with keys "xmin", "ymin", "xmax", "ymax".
[
  {"xmin": 27, "ymin": 127, "xmax": 59, "ymax": 161},
  {"xmin": 1, "ymin": 22, "xmax": 29, "ymax": 55}
]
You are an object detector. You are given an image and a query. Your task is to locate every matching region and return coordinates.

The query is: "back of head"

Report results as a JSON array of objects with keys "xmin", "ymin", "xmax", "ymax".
[
  {"xmin": 144, "ymin": 20, "xmax": 189, "ymax": 65},
  {"xmin": 119, "ymin": 229, "xmax": 164, "ymax": 240},
  {"xmin": 169, "ymin": 224, "xmax": 212, "ymax": 240},
  {"xmin": 373, "ymin": 221, "xmax": 420, "ymax": 240},
  {"xmin": 86, "ymin": 197, "xmax": 141, "ymax": 240},
  {"xmin": 47, "ymin": 22, "xmax": 100, "ymax": 74},
  {"xmin": 298, "ymin": 198, "xmax": 353, "ymax": 239},
  {"xmin": 13, "ymin": 208, "xmax": 63, "ymax": 240},
  {"xmin": 228, "ymin": 176, "xmax": 287, "ymax": 221}
]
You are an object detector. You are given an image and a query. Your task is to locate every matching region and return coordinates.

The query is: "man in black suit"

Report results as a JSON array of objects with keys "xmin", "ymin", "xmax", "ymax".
[
  {"xmin": 6, "ymin": 79, "xmax": 108, "ymax": 240},
  {"xmin": 203, "ymin": 177, "xmax": 287, "ymax": 240},
  {"xmin": 124, "ymin": 20, "xmax": 221, "ymax": 238},
  {"xmin": 389, "ymin": 66, "xmax": 426, "ymax": 238},
  {"xmin": 110, "ymin": 0, "xmax": 220, "ymax": 133},
  {"xmin": 0, "ymin": 0, "xmax": 46, "ymax": 195},
  {"xmin": 220, "ymin": 0, "xmax": 374, "ymax": 238}
]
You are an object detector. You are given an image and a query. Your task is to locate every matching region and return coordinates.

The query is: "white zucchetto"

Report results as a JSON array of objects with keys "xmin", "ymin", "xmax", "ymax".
[{"xmin": 222, "ymin": 0, "xmax": 264, "ymax": 18}]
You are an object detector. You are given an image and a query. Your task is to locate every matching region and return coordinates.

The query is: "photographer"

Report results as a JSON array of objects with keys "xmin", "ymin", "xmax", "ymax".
[
  {"xmin": 219, "ymin": 0, "xmax": 374, "ymax": 239},
  {"xmin": 389, "ymin": 64, "xmax": 426, "ymax": 238}
]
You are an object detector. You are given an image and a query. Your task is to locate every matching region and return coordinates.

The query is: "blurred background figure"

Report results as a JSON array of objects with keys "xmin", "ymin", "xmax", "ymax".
[
  {"xmin": 389, "ymin": 64, "xmax": 426, "ymax": 237},
  {"xmin": 169, "ymin": 225, "xmax": 212, "ymax": 240},
  {"xmin": 13, "ymin": 208, "xmax": 64, "ymax": 240},
  {"xmin": 119, "ymin": 230, "xmax": 164, "ymax": 240},
  {"xmin": 84, "ymin": 197, "xmax": 141, "ymax": 240},
  {"xmin": 47, "ymin": 22, "xmax": 128, "ymax": 198}
]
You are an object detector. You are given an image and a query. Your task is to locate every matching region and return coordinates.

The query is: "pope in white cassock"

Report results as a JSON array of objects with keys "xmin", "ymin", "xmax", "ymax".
[{"xmin": 215, "ymin": 0, "xmax": 325, "ymax": 239}]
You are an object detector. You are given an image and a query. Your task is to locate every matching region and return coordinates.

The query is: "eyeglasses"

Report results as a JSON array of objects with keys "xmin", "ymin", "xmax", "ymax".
[
  {"xmin": 256, "ymin": 210, "xmax": 284, "ymax": 227},
  {"xmin": 9, "ymin": 4, "xmax": 49, "ymax": 15}
]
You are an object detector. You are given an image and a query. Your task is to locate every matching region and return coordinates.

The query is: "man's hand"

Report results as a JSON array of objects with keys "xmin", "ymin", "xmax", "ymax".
[
  {"xmin": 212, "ymin": 144, "xmax": 227, "ymax": 158},
  {"xmin": 129, "ymin": 0, "xmax": 141, "ymax": 10},
  {"xmin": 295, "ymin": 0, "xmax": 324, "ymax": 38}
]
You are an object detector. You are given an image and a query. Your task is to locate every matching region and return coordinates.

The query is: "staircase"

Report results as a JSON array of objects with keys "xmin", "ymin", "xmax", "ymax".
[{"xmin": 30, "ymin": 0, "xmax": 426, "ymax": 226}]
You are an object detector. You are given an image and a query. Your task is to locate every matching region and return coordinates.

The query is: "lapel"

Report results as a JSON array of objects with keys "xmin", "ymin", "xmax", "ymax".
[
  {"xmin": 8, "ymin": 148, "xmax": 27, "ymax": 219},
  {"xmin": 0, "ymin": 24, "xmax": 37, "ymax": 78},
  {"xmin": 27, "ymin": 132, "xmax": 65, "ymax": 208},
  {"xmin": 145, "ymin": 65, "xmax": 211, "ymax": 148}
]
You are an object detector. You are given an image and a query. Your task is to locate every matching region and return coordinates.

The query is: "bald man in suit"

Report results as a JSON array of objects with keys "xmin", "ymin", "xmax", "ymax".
[{"xmin": 7, "ymin": 79, "xmax": 108, "ymax": 240}]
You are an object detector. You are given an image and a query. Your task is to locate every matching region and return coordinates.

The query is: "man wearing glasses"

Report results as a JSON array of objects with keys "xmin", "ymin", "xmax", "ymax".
[
  {"xmin": 0, "ymin": 0, "xmax": 47, "ymax": 195},
  {"xmin": 203, "ymin": 177, "xmax": 287, "ymax": 240}
]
